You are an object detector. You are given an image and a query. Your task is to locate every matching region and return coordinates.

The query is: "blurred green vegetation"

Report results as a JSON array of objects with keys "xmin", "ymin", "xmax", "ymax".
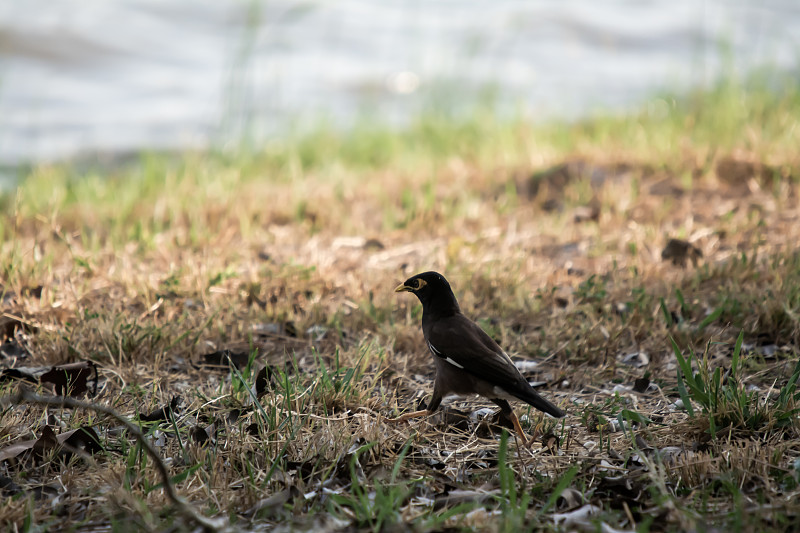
[{"xmin": 3, "ymin": 70, "xmax": 799, "ymax": 228}]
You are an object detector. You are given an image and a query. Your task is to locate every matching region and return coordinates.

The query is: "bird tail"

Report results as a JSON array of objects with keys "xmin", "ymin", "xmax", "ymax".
[{"xmin": 516, "ymin": 388, "xmax": 565, "ymax": 418}]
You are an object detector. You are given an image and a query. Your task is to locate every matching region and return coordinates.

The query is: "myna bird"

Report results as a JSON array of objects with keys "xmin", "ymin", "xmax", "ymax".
[{"xmin": 389, "ymin": 271, "xmax": 565, "ymax": 445}]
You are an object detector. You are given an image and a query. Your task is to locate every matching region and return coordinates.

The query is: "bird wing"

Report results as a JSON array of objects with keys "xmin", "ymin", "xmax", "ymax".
[
  {"xmin": 425, "ymin": 314, "xmax": 525, "ymax": 389},
  {"xmin": 425, "ymin": 314, "xmax": 565, "ymax": 418}
]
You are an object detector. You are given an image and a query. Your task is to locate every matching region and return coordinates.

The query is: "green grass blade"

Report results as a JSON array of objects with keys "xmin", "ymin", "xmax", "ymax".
[
  {"xmin": 731, "ymin": 330, "xmax": 744, "ymax": 378},
  {"xmin": 537, "ymin": 465, "xmax": 579, "ymax": 517},
  {"xmin": 660, "ymin": 297, "xmax": 673, "ymax": 327},
  {"xmin": 147, "ymin": 463, "xmax": 203, "ymax": 493},
  {"xmin": 390, "ymin": 438, "xmax": 413, "ymax": 484},
  {"xmin": 697, "ymin": 306, "xmax": 724, "ymax": 332},
  {"xmin": 672, "ymin": 337, "xmax": 696, "ymax": 417}
]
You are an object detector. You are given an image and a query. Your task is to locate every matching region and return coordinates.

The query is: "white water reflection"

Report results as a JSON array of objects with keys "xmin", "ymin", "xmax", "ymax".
[{"xmin": 0, "ymin": 0, "xmax": 798, "ymax": 167}]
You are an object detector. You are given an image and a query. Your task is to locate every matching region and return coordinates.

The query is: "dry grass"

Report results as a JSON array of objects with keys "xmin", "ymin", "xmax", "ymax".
[{"xmin": 2, "ymin": 79, "xmax": 800, "ymax": 531}]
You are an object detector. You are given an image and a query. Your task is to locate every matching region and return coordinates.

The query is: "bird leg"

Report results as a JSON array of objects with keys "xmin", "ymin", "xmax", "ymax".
[
  {"xmin": 386, "ymin": 389, "xmax": 442, "ymax": 424},
  {"xmin": 492, "ymin": 399, "xmax": 531, "ymax": 447},
  {"xmin": 384, "ymin": 409, "xmax": 429, "ymax": 424},
  {"xmin": 507, "ymin": 410, "xmax": 530, "ymax": 448}
]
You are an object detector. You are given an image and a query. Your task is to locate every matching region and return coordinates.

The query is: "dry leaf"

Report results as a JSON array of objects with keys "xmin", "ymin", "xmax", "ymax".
[
  {"xmin": 140, "ymin": 396, "xmax": 181, "ymax": 422},
  {"xmin": 40, "ymin": 361, "xmax": 98, "ymax": 397}
]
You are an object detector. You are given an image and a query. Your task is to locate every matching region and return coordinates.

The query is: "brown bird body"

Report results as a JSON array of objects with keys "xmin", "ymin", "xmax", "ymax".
[{"xmin": 389, "ymin": 271, "xmax": 565, "ymax": 445}]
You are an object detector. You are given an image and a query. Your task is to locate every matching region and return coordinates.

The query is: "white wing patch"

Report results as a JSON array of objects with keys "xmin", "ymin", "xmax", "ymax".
[
  {"xmin": 428, "ymin": 342, "xmax": 464, "ymax": 369},
  {"xmin": 444, "ymin": 357, "xmax": 464, "ymax": 369},
  {"xmin": 499, "ymin": 350, "xmax": 515, "ymax": 365}
]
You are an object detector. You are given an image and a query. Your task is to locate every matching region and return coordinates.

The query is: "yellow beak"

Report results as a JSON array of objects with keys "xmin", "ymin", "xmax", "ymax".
[{"xmin": 395, "ymin": 283, "xmax": 412, "ymax": 293}]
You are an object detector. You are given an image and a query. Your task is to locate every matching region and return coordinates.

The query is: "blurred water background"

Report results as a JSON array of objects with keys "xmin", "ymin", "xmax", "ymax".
[{"xmin": 0, "ymin": 0, "xmax": 798, "ymax": 177}]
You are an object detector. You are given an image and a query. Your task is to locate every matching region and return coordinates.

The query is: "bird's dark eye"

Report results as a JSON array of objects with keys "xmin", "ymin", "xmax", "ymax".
[{"xmin": 415, "ymin": 279, "xmax": 427, "ymax": 290}]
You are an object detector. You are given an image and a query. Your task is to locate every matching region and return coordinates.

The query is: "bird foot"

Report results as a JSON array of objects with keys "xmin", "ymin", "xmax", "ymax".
[
  {"xmin": 509, "ymin": 411, "xmax": 538, "ymax": 449},
  {"xmin": 525, "ymin": 427, "xmax": 541, "ymax": 449}
]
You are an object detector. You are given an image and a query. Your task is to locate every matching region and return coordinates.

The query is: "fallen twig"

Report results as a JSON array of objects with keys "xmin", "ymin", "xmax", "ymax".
[{"xmin": 1, "ymin": 390, "xmax": 230, "ymax": 532}]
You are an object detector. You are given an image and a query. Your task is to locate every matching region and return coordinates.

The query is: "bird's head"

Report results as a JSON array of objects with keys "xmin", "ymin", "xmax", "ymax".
[{"xmin": 395, "ymin": 271, "xmax": 460, "ymax": 316}]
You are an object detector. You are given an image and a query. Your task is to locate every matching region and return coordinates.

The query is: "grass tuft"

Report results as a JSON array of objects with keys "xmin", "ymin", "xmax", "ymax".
[{"xmin": 674, "ymin": 331, "xmax": 800, "ymax": 439}]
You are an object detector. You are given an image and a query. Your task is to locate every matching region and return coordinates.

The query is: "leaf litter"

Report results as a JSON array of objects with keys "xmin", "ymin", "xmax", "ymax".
[{"xmin": 1, "ymin": 150, "xmax": 800, "ymax": 531}]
